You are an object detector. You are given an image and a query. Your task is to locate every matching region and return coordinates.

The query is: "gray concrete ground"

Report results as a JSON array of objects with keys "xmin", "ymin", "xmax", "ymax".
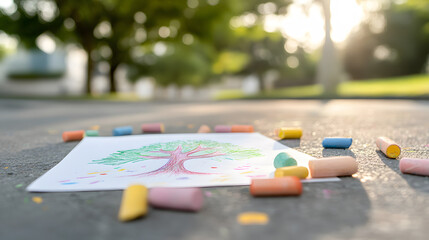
[{"xmin": 1, "ymin": 99, "xmax": 429, "ymax": 240}]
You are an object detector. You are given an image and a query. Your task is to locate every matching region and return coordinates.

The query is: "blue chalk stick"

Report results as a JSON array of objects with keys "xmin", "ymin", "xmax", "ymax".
[
  {"xmin": 113, "ymin": 126, "xmax": 133, "ymax": 136},
  {"xmin": 322, "ymin": 137, "xmax": 352, "ymax": 148}
]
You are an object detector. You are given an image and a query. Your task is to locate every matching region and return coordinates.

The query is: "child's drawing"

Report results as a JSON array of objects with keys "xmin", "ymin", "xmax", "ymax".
[
  {"xmin": 26, "ymin": 133, "xmax": 340, "ymax": 192},
  {"xmin": 92, "ymin": 140, "xmax": 263, "ymax": 176}
]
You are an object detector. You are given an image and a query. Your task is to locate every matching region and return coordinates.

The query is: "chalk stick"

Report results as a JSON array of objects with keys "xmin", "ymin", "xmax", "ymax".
[
  {"xmin": 62, "ymin": 130, "xmax": 85, "ymax": 142},
  {"xmin": 231, "ymin": 125, "xmax": 254, "ymax": 133},
  {"xmin": 399, "ymin": 158, "xmax": 429, "ymax": 176},
  {"xmin": 149, "ymin": 188, "xmax": 204, "ymax": 212},
  {"xmin": 277, "ymin": 127, "xmax": 302, "ymax": 139},
  {"xmin": 309, "ymin": 156, "xmax": 358, "ymax": 178},
  {"xmin": 118, "ymin": 185, "xmax": 148, "ymax": 222},
  {"xmin": 376, "ymin": 137, "xmax": 401, "ymax": 159},
  {"xmin": 197, "ymin": 125, "xmax": 211, "ymax": 133},
  {"xmin": 275, "ymin": 166, "xmax": 309, "ymax": 179},
  {"xmin": 141, "ymin": 123, "xmax": 164, "ymax": 133},
  {"xmin": 273, "ymin": 152, "xmax": 297, "ymax": 168},
  {"xmin": 113, "ymin": 126, "xmax": 133, "ymax": 136},
  {"xmin": 322, "ymin": 137, "xmax": 352, "ymax": 148},
  {"xmin": 250, "ymin": 177, "xmax": 302, "ymax": 197},
  {"xmin": 215, "ymin": 125, "xmax": 231, "ymax": 133},
  {"xmin": 85, "ymin": 130, "xmax": 99, "ymax": 137}
]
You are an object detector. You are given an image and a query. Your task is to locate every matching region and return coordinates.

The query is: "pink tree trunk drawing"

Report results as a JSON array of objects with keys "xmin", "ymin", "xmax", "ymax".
[{"xmin": 128, "ymin": 145, "xmax": 225, "ymax": 177}]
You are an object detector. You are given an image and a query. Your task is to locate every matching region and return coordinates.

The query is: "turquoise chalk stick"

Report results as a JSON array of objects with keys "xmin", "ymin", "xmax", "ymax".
[
  {"xmin": 85, "ymin": 130, "xmax": 99, "ymax": 137},
  {"xmin": 273, "ymin": 152, "xmax": 297, "ymax": 169}
]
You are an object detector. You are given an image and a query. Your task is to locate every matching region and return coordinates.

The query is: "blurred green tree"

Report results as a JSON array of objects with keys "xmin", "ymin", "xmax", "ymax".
[
  {"xmin": 343, "ymin": 0, "xmax": 429, "ymax": 79},
  {"xmin": 1, "ymin": 0, "xmax": 319, "ymax": 95},
  {"xmin": 197, "ymin": 0, "xmax": 300, "ymax": 92},
  {"xmin": 0, "ymin": 0, "xmax": 63, "ymax": 48},
  {"xmin": 55, "ymin": 0, "xmax": 187, "ymax": 93},
  {"xmin": 127, "ymin": 0, "xmax": 233, "ymax": 88}
]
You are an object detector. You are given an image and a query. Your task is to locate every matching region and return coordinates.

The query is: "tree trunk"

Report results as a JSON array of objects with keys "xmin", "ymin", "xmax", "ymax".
[
  {"xmin": 257, "ymin": 72, "xmax": 265, "ymax": 93},
  {"xmin": 85, "ymin": 51, "xmax": 93, "ymax": 95},
  {"xmin": 316, "ymin": 0, "xmax": 341, "ymax": 96},
  {"xmin": 109, "ymin": 63, "xmax": 118, "ymax": 94},
  {"xmin": 125, "ymin": 145, "xmax": 224, "ymax": 177}
]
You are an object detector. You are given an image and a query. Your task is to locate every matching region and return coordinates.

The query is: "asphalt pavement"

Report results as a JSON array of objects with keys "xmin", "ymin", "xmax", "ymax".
[{"xmin": 1, "ymin": 98, "xmax": 429, "ymax": 240}]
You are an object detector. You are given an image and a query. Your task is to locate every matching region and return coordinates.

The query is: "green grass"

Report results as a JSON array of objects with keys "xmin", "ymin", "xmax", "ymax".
[
  {"xmin": 215, "ymin": 89, "xmax": 246, "ymax": 100},
  {"xmin": 338, "ymin": 75, "xmax": 429, "ymax": 97},
  {"xmin": 216, "ymin": 74, "xmax": 429, "ymax": 100}
]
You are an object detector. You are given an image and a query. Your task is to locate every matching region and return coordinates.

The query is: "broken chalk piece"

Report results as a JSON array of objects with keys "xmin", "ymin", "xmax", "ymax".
[
  {"xmin": 62, "ymin": 130, "xmax": 85, "ymax": 142},
  {"xmin": 250, "ymin": 177, "xmax": 302, "ymax": 197},
  {"xmin": 322, "ymin": 137, "xmax": 352, "ymax": 149},
  {"xmin": 113, "ymin": 126, "xmax": 133, "ymax": 136},
  {"xmin": 215, "ymin": 125, "xmax": 231, "ymax": 133},
  {"xmin": 277, "ymin": 127, "xmax": 303, "ymax": 139},
  {"xmin": 118, "ymin": 184, "xmax": 148, "ymax": 222},
  {"xmin": 399, "ymin": 158, "xmax": 429, "ymax": 176},
  {"xmin": 308, "ymin": 156, "xmax": 358, "ymax": 178},
  {"xmin": 197, "ymin": 125, "xmax": 211, "ymax": 133},
  {"xmin": 141, "ymin": 123, "xmax": 164, "ymax": 133},
  {"xmin": 376, "ymin": 137, "xmax": 401, "ymax": 159},
  {"xmin": 231, "ymin": 125, "xmax": 254, "ymax": 133},
  {"xmin": 32, "ymin": 196, "xmax": 43, "ymax": 204},
  {"xmin": 275, "ymin": 166, "xmax": 309, "ymax": 179},
  {"xmin": 85, "ymin": 130, "xmax": 99, "ymax": 137},
  {"xmin": 149, "ymin": 188, "xmax": 204, "ymax": 212},
  {"xmin": 237, "ymin": 212, "xmax": 269, "ymax": 225},
  {"xmin": 90, "ymin": 125, "xmax": 100, "ymax": 130},
  {"xmin": 273, "ymin": 152, "xmax": 297, "ymax": 168}
]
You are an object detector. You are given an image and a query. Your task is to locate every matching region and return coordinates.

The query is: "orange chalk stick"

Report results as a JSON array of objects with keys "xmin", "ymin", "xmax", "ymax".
[
  {"xmin": 62, "ymin": 130, "xmax": 85, "ymax": 142},
  {"xmin": 250, "ymin": 177, "xmax": 302, "ymax": 197},
  {"xmin": 376, "ymin": 137, "xmax": 401, "ymax": 159},
  {"xmin": 308, "ymin": 156, "xmax": 358, "ymax": 178},
  {"xmin": 197, "ymin": 125, "xmax": 211, "ymax": 133},
  {"xmin": 231, "ymin": 125, "xmax": 254, "ymax": 133}
]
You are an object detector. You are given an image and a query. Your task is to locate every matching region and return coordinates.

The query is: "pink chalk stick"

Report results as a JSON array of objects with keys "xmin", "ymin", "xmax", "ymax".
[
  {"xmin": 149, "ymin": 188, "xmax": 204, "ymax": 212},
  {"xmin": 214, "ymin": 125, "xmax": 231, "ymax": 133},
  {"xmin": 399, "ymin": 158, "xmax": 429, "ymax": 176},
  {"xmin": 141, "ymin": 123, "xmax": 164, "ymax": 133}
]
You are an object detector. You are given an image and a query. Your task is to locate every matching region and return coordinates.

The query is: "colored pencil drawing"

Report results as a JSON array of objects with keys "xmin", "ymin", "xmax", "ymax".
[
  {"xmin": 27, "ymin": 134, "xmax": 341, "ymax": 192},
  {"xmin": 91, "ymin": 140, "xmax": 263, "ymax": 176}
]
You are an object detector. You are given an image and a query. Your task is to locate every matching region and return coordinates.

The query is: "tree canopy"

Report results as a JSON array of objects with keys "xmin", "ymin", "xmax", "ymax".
[{"xmin": 92, "ymin": 140, "xmax": 263, "ymax": 176}]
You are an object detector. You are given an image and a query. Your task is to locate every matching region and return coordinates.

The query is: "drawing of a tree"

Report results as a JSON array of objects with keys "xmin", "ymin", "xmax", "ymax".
[{"xmin": 92, "ymin": 140, "xmax": 262, "ymax": 176}]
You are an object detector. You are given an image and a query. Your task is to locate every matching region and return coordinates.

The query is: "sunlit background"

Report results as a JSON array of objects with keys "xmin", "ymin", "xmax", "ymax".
[{"xmin": 0, "ymin": 0, "xmax": 428, "ymax": 100}]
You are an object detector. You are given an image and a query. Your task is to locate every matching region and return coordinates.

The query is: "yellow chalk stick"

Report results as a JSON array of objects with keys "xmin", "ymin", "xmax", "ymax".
[
  {"xmin": 277, "ymin": 127, "xmax": 303, "ymax": 139},
  {"xmin": 118, "ymin": 185, "xmax": 148, "ymax": 222},
  {"xmin": 274, "ymin": 166, "xmax": 309, "ymax": 179},
  {"xmin": 376, "ymin": 137, "xmax": 401, "ymax": 159}
]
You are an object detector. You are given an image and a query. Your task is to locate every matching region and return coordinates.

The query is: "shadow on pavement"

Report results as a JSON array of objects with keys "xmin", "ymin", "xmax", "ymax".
[
  {"xmin": 279, "ymin": 139, "xmax": 301, "ymax": 148},
  {"xmin": 219, "ymin": 178, "xmax": 371, "ymax": 240},
  {"xmin": 322, "ymin": 149, "xmax": 356, "ymax": 158},
  {"xmin": 377, "ymin": 151, "xmax": 429, "ymax": 194}
]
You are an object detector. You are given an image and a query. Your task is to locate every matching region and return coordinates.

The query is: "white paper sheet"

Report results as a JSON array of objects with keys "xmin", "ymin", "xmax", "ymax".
[{"xmin": 27, "ymin": 133, "xmax": 339, "ymax": 192}]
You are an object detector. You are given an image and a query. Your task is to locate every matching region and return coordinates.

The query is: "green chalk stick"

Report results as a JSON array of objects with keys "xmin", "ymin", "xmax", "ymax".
[
  {"xmin": 85, "ymin": 130, "xmax": 99, "ymax": 137},
  {"xmin": 273, "ymin": 152, "xmax": 297, "ymax": 168}
]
